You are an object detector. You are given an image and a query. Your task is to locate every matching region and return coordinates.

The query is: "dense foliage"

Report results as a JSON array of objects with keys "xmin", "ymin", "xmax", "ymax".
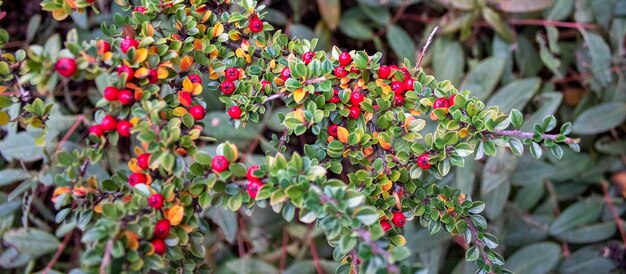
[{"xmin": 0, "ymin": 0, "xmax": 624, "ymax": 273}]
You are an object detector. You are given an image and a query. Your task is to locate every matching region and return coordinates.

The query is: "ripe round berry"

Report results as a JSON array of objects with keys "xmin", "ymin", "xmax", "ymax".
[
  {"xmin": 189, "ymin": 105, "xmax": 206, "ymax": 120},
  {"xmin": 328, "ymin": 124, "xmax": 339, "ymax": 137},
  {"xmin": 118, "ymin": 89, "xmax": 134, "ymax": 105},
  {"xmin": 117, "ymin": 120, "xmax": 132, "ymax": 137},
  {"xmin": 349, "ymin": 67, "xmax": 360, "ymax": 74},
  {"xmin": 280, "ymin": 68, "xmax": 291, "ymax": 80},
  {"xmin": 120, "ymin": 36, "xmax": 139, "ymax": 53},
  {"xmin": 188, "ymin": 74, "xmax": 202, "ymax": 84},
  {"xmin": 247, "ymin": 180, "xmax": 264, "ymax": 199},
  {"xmin": 350, "ymin": 91, "xmax": 364, "ymax": 106},
  {"xmin": 96, "ymin": 40, "xmax": 110, "ymax": 55},
  {"xmin": 378, "ymin": 65, "xmax": 391, "ymax": 79},
  {"xmin": 404, "ymin": 78, "xmax": 414, "ymax": 91},
  {"xmin": 380, "ymin": 220, "xmax": 392, "ymax": 232},
  {"xmin": 152, "ymin": 238, "xmax": 166, "ymax": 255},
  {"xmin": 134, "ymin": 6, "xmax": 147, "ymax": 13},
  {"xmin": 147, "ymin": 69, "xmax": 158, "ymax": 84},
  {"xmin": 391, "ymin": 212, "xmax": 406, "ymax": 227},
  {"xmin": 260, "ymin": 80, "xmax": 271, "ymax": 93},
  {"xmin": 220, "ymin": 80, "xmax": 235, "ymax": 94},
  {"xmin": 56, "ymin": 57, "xmax": 77, "ymax": 77},
  {"xmin": 103, "ymin": 87, "xmax": 119, "ymax": 101},
  {"xmin": 212, "ymin": 155, "xmax": 229, "ymax": 173},
  {"xmin": 334, "ymin": 66, "xmax": 347, "ymax": 77},
  {"xmin": 227, "ymin": 106, "xmax": 242, "ymax": 119},
  {"xmin": 100, "ymin": 115, "xmax": 118, "ymax": 132},
  {"xmin": 449, "ymin": 94, "xmax": 457, "ymax": 106},
  {"xmin": 303, "ymin": 51, "xmax": 315, "ymax": 64},
  {"xmin": 338, "ymin": 52, "xmax": 352, "ymax": 66},
  {"xmin": 394, "ymin": 94, "xmax": 405, "ymax": 107},
  {"xmin": 225, "ymin": 68, "xmax": 240, "ymax": 81},
  {"xmin": 128, "ymin": 172, "xmax": 147, "ymax": 186},
  {"xmin": 249, "ymin": 18, "xmax": 264, "ymax": 33},
  {"xmin": 89, "ymin": 125, "xmax": 104, "ymax": 137},
  {"xmin": 148, "ymin": 193, "xmax": 164, "ymax": 209},
  {"xmin": 154, "ymin": 220, "xmax": 171, "ymax": 238},
  {"xmin": 391, "ymin": 81, "xmax": 405, "ymax": 95},
  {"xmin": 137, "ymin": 153, "xmax": 151, "ymax": 170},
  {"xmin": 433, "ymin": 98, "xmax": 450, "ymax": 109},
  {"xmin": 417, "ymin": 153, "xmax": 431, "ymax": 169},
  {"xmin": 328, "ymin": 89, "xmax": 341, "ymax": 103},
  {"xmin": 246, "ymin": 165, "xmax": 262, "ymax": 182},
  {"xmin": 117, "ymin": 65, "xmax": 134, "ymax": 82},
  {"xmin": 348, "ymin": 106, "xmax": 361, "ymax": 120}
]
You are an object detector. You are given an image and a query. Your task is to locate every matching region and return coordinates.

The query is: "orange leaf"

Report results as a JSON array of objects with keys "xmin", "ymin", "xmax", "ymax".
[
  {"xmin": 134, "ymin": 67, "xmax": 150, "ymax": 79},
  {"xmin": 178, "ymin": 91, "xmax": 192, "ymax": 107},
  {"xmin": 337, "ymin": 126, "xmax": 349, "ymax": 144},
  {"xmin": 293, "ymin": 88, "xmax": 307, "ymax": 104},
  {"xmin": 212, "ymin": 22, "xmax": 224, "ymax": 38},
  {"xmin": 134, "ymin": 48, "xmax": 148, "ymax": 63},
  {"xmin": 165, "ymin": 205, "xmax": 184, "ymax": 226},
  {"xmin": 125, "ymin": 231, "xmax": 140, "ymax": 250},
  {"xmin": 128, "ymin": 158, "xmax": 143, "ymax": 173},
  {"xmin": 180, "ymin": 56, "xmax": 194, "ymax": 72}
]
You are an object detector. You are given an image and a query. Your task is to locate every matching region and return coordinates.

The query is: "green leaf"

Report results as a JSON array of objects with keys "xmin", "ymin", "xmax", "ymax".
[
  {"xmin": 522, "ymin": 92, "xmax": 562, "ymax": 131},
  {"xmin": 572, "ymin": 103, "xmax": 626, "ymax": 134},
  {"xmin": 207, "ymin": 207, "xmax": 238, "ymax": 244},
  {"xmin": 0, "ymin": 132, "xmax": 45, "ymax": 162},
  {"xmin": 3, "ymin": 228, "xmax": 60, "ymax": 258},
  {"xmin": 582, "ymin": 31, "xmax": 613, "ymax": 86},
  {"xmin": 460, "ymin": 57, "xmax": 506, "ymax": 100},
  {"xmin": 487, "ymin": 78, "xmax": 541, "ymax": 113},
  {"xmin": 554, "ymin": 221, "xmax": 616, "ymax": 244},
  {"xmin": 496, "ymin": 0, "xmax": 555, "ymax": 13},
  {"xmin": 550, "ymin": 199, "xmax": 603, "ymax": 236},
  {"xmin": 317, "ymin": 0, "xmax": 341, "ymax": 30},
  {"xmin": 505, "ymin": 242, "xmax": 561, "ymax": 274},
  {"xmin": 433, "ymin": 38, "xmax": 465, "ymax": 85},
  {"xmin": 482, "ymin": 7, "xmax": 514, "ymax": 42},
  {"xmin": 510, "ymin": 109, "xmax": 524, "ymax": 129},
  {"xmin": 559, "ymin": 246, "xmax": 616, "ymax": 274},
  {"xmin": 353, "ymin": 206, "xmax": 378, "ymax": 225},
  {"xmin": 386, "ymin": 25, "xmax": 417, "ymax": 65},
  {"xmin": 0, "ymin": 169, "xmax": 30, "ymax": 186},
  {"xmin": 465, "ymin": 245, "xmax": 480, "ymax": 261},
  {"xmin": 225, "ymin": 258, "xmax": 278, "ymax": 274},
  {"xmin": 339, "ymin": 18, "xmax": 373, "ymax": 40}
]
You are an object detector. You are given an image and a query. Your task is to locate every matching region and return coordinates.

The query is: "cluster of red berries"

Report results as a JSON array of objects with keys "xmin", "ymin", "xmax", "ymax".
[
  {"xmin": 219, "ymin": 68, "xmax": 244, "ymax": 120},
  {"xmin": 128, "ymin": 153, "xmax": 150, "ymax": 187},
  {"xmin": 88, "ymin": 115, "xmax": 133, "ymax": 138},
  {"xmin": 152, "ymin": 219, "xmax": 170, "ymax": 255},
  {"xmin": 380, "ymin": 212, "xmax": 406, "ymax": 232},
  {"xmin": 246, "ymin": 165, "xmax": 264, "ymax": 199}
]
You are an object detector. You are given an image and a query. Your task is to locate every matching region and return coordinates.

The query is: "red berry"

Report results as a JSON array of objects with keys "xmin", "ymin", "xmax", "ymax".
[
  {"xmin": 348, "ymin": 106, "xmax": 361, "ymax": 120},
  {"xmin": 349, "ymin": 67, "xmax": 360, "ymax": 74},
  {"xmin": 118, "ymin": 89, "xmax": 134, "ymax": 105},
  {"xmin": 378, "ymin": 65, "xmax": 391, "ymax": 79},
  {"xmin": 117, "ymin": 120, "xmax": 132, "ymax": 137},
  {"xmin": 100, "ymin": 115, "xmax": 118, "ymax": 132},
  {"xmin": 380, "ymin": 220, "xmax": 392, "ymax": 232},
  {"xmin": 154, "ymin": 220, "xmax": 170, "ymax": 238},
  {"xmin": 303, "ymin": 51, "xmax": 315, "ymax": 64},
  {"xmin": 249, "ymin": 18, "xmax": 264, "ymax": 33},
  {"xmin": 120, "ymin": 36, "xmax": 139, "ymax": 53},
  {"xmin": 96, "ymin": 40, "xmax": 110, "ymax": 55},
  {"xmin": 391, "ymin": 81, "xmax": 405, "ymax": 95},
  {"xmin": 391, "ymin": 212, "xmax": 406, "ymax": 227},
  {"xmin": 137, "ymin": 153, "xmax": 151, "ymax": 170},
  {"xmin": 89, "ymin": 125, "xmax": 104, "ymax": 137},
  {"xmin": 134, "ymin": 6, "xmax": 147, "ymax": 13},
  {"xmin": 334, "ymin": 66, "xmax": 347, "ymax": 77},
  {"xmin": 449, "ymin": 94, "xmax": 457, "ymax": 106},
  {"xmin": 433, "ymin": 98, "xmax": 450, "ymax": 109},
  {"xmin": 189, "ymin": 105, "xmax": 206, "ymax": 120},
  {"xmin": 247, "ymin": 165, "xmax": 262, "ymax": 182},
  {"xmin": 280, "ymin": 68, "xmax": 291, "ymax": 80},
  {"xmin": 404, "ymin": 78, "xmax": 414, "ymax": 91},
  {"xmin": 338, "ymin": 52, "xmax": 352, "ymax": 66},
  {"xmin": 104, "ymin": 87, "xmax": 119, "ymax": 101},
  {"xmin": 212, "ymin": 155, "xmax": 229, "ymax": 173},
  {"xmin": 152, "ymin": 238, "xmax": 166, "ymax": 255},
  {"xmin": 328, "ymin": 124, "xmax": 339, "ymax": 137},
  {"xmin": 417, "ymin": 153, "xmax": 431, "ymax": 169},
  {"xmin": 188, "ymin": 74, "xmax": 202, "ymax": 84},
  {"xmin": 350, "ymin": 91, "xmax": 364, "ymax": 106},
  {"xmin": 56, "ymin": 57, "xmax": 77, "ymax": 77},
  {"xmin": 260, "ymin": 80, "xmax": 271, "ymax": 93},
  {"xmin": 228, "ymin": 106, "xmax": 242, "ymax": 119},
  {"xmin": 328, "ymin": 89, "xmax": 340, "ymax": 103},
  {"xmin": 220, "ymin": 80, "xmax": 235, "ymax": 94},
  {"xmin": 225, "ymin": 68, "xmax": 240, "ymax": 81},
  {"xmin": 147, "ymin": 69, "xmax": 158, "ymax": 84},
  {"xmin": 394, "ymin": 94, "xmax": 404, "ymax": 106},
  {"xmin": 117, "ymin": 65, "xmax": 134, "ymax": 82},
  {"xmin": 247, "ymin": 180, "xmax": 264, "ymax": 199},
  {"xmin": 148, "ymin": 193, "xmax": 164, "ymax": 209},
  {"xmin": 128, "ymin": 172, "xmax": 147, "ymax": 186}
]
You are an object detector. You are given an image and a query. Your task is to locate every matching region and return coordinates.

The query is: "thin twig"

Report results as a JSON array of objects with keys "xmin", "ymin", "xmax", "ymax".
[
  {"xmin": 55, "ymin": 115, "xmax": 85, "ymax": 153},
  {"xmin": 416, "ymin": 26, "xmax": 438, "ymax": 68},
  {"xmin": 491, "ymin": 129, "xmax": 579, "ymax": 144},
  {"xmin": 43, "ymin": 231, "xmax": 73, "ymax": 274},
  {"xmin": 278, "ymin": 228, "xmax": 289, "ymax": 273},
  {"xmin": 464, "ymin": 217, "xmax": 494, "ymax": 273},
  {"xmin": 601, "ymin": 181, "xmax": 626, "ymax": 246},
  {"xmin": 99, "ymin": 240, "xmax": 113, "ymax": 274},
  {"xmin": 305, "ymin": 224, "xmax": 324, "ymax": 274}
]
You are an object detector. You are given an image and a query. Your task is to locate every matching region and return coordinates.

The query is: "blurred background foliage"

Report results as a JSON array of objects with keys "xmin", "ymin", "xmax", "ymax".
[{"xmin": 1, "ymin": 0, "xmax": 626, "ymax": 273}]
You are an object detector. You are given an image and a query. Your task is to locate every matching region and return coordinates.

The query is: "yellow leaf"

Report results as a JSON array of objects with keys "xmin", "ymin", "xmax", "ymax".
[
  {"xmin": 294, "ymin": 108, "xmax": 305, "ymax": 123},
  {"xmin": 393, "ymin": 235, "xmax": 407, "ymax": 246},
  {"xmin": 379, "ymin": 136, "xmax": 391, "ymax": 150},
  {"xmin": 157, "ymin": 67, "xmax": 169, "ymax": 79},
  {"xmin": 125, "ymin": 231, "xmax": 140, "ymax": 250},
  {"xmin": 381, "ymin": 180, "xmax": 393, "ymax": 191},
  {"xmin": 227, "ymin": 143, "xmax": 238, "ymax": 161},
  {"xmin": 94, "ymin": 204, "xmax": 103, "ymax": 214},
  {"xmin": 459, "ymin": 128, "xmax": 469, "ymax": 138},
  {"xmin": 182, "ymin": 77, "xmax": 193, "ymax": 91},
  {"xmin": 134, "ymin": 146, "xmax": 144, "ymax": 156},
  {"xmin": 128, "ymin": 158, "xmax": 143, "ymax": 173},
  {"xmin": 134, "ymin": 67, "xmax": 150, "ymax": 79},
  {"xmin": 0, "ymin": 112, "xmax": 9, "ymax": 126},
  {"xmin": 52, "ymin": 9, "xmax": 69, "ymax": 21},
  {"xmin": 165, "ymin": 205, "xmax": 184, "ymax": 226},
  {"xmin": 130, "ymin": 116, "xmax": 141, "ymax": 126},
  {"xmin": 192, "ymin": 84, "xmax": 203, "ymax": 95},
  {"xmin": 173, "ymin": 107, "xmax": 188, "ymax": 116},
  {"xmin": 337, "ymin": 126, "xmax": 349, "ymax": 144},
  {"xmin": 134, "ymin": 48, "xmax": 148, "ymax": 63},
  {"xmin": 293, "ymin": 88, "xmax": 306, "ymax": 104},
  {"xmin": 212, "ymin": 22, "xmax": 224, "ymax": 38}
]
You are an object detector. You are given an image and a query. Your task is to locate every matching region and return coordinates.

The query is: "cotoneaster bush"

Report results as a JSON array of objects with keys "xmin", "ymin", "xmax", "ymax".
[{"xmin": 0, "ymin": 0, "xmax": 583, "ymax": 273}]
